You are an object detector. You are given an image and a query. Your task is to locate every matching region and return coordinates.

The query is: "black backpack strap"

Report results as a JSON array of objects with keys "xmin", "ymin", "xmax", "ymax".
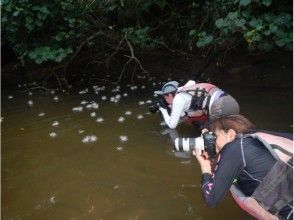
[{"xmin": 188, "ymin": 88, "xmax": 210, "ymax": 113}]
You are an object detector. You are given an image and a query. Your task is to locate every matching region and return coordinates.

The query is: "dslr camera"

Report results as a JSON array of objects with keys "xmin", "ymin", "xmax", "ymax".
[
  {"xmin": 148, "ymin": 97, "xmax": 169, "ymax": 114},
  {"xmin": 174, "ymin": 131, "xmax": 217, "ymax": 158}
]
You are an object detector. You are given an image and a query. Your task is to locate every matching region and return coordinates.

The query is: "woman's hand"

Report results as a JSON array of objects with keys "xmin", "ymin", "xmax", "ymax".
[
  {"xmin": 193, "ymin": 150, "xmax": 212, "ymax": 174},
  {"xmin": 201, "ymin": 128, "xmax": 209, "ymax": 133}
]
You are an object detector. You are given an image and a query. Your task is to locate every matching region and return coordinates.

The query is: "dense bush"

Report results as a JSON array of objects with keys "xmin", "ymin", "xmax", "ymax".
[{"xmin": 1, "ymin": 0, "xmax": 292, "ymax": 65}]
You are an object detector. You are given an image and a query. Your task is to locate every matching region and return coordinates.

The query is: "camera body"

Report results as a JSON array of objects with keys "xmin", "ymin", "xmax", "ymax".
[
  {"xmin": 149, "ymin": 104, "xmax": 160, "ymax": 114},
  {"xmin": 148, "ymin": 98, "xmax": 169, "ymax": 114},
  {"xmin": 174, "ymin": 131, "xmax": 217, "ymax": 158}
]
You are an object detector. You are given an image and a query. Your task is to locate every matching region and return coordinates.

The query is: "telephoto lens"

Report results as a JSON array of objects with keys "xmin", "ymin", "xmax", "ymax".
[
  {"xmin": 174, "ymin": 137, "xmax": 205, "ymax": 152},
  {"xmin": 174, "ymin": 131, "xmax": 217, "ymax": 157}
]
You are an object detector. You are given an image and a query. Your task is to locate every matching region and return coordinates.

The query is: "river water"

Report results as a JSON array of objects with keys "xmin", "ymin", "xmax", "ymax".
[{"xmin": 1, "ymin": 80, "xmax": 292, "ymax": 220}]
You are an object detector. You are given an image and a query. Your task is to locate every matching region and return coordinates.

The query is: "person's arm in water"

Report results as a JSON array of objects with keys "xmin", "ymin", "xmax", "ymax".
[{"xmin": 159, "ymin": 94, "xmax": 186, "ymax": 129}]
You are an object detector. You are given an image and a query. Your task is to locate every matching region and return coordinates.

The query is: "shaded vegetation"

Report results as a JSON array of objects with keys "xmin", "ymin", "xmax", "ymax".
[{"xmin": 1, "ymin": 0, "xmax": 293, "ymax": 85}]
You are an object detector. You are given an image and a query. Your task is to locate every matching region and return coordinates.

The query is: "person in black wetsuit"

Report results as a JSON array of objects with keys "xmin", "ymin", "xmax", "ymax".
[{"xmin": 193, "ymin": 115, "xmax": 293, "ymax": 220}]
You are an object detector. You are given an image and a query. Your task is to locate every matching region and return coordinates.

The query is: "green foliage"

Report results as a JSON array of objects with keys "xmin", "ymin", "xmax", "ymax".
[
  {"xmin": 189, "ymin": 30, "xmax": 214, "ymax": 48},
  {"xmin": 1, "ymin": 0, "xmax": 292, "ymax": 66},
  {"xmin": 28, "ymin": 47, "xmax": 73, "ymax": 64},
  {"xmin": 212, "ymin": 1, "xmax": 292, "ymax": 51},
  {"xmin": 187, "ymin": 0, "xmax": 292, "ymax": 51},
  {"xmin": 123, "ymin": 26, "xmax": 158, "ymax": 48},
  {"xmin": 2, "ymin": 0, "xmax": 89, "ymax": 64}
]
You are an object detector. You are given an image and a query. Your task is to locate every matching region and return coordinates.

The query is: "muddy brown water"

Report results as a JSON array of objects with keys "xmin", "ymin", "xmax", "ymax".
[{"xmin": 1, "ymin": 84, "xmax": 292, "ymax": 220}]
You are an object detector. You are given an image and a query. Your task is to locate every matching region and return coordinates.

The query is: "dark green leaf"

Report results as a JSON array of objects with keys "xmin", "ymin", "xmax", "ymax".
[{"xmin": 239, "ymin": 0, "xmax": 251, "ymax": 7}]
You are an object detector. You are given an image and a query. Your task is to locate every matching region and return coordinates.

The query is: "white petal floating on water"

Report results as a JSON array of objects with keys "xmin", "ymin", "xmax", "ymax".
[
  {"xmin": 49, "ymin": 132, "xmax": 57, "ymax": 138},
  {"xmin": 28, "ymin": 100, "xmax": 34, "ymax": 106},
  {"xmin": 79, "ymin": 88, "xmax": 88, "ymax": 94},
  {"xmin": 117, "ymin": 116, "xmax": 125, "ymax": 123},
  {"xmin": 80, "ymin": 100, "xmax": 88, "ymax": 105},
  {"xmin": 52, "ymin": 121, "xmax": 59, "ymax": 126},
  {"xmin": 95, "ymin": 86, "xmax": 105, "ymax": 91},
  {"xmin": 90, "ymin": 112, "xmax": 96, "ymax": 117},
  {"xmin": 49, "ymin": 196, "xmax": 56, "ymax": 204},
  {"xmin": 53, "ymin": 96, "xmax": 59, "ymax": 102},
  {"xmin": 138, "ymin": 101, "xmax": 145, "ymax": 105},
  {"xmin": 130, "ymin": 86, "xmax": 138, "ymax": 90},
  {"xmin": 111, "ymin": 87, "xmax": 120, "ymax": 93},
  {"xmin": 38, "ymin": 112, "xmax": 45, "ymax": 117},
  {"xmin": 96, "ymin": 117, "xmax": 104, "ymax": 123},
  {"xmin": 93, "ymin": 85, "xmax": 98, "ymax": 91},
  {"xmin": 101, "ymin": 96, "xmax": 107, "ymax": 100},
  {"xmin": 125, "ymin": 111, "xmax": 132, "ymax": 115},
  {"xmin": 141, "ymin": 85, "xmax": 146, "ymax": 89},
  {"xmin": 119, "ymin": 135, "xmax": 128, "ymax": 142},
  {"xmin": 113, "ymin": 185, "xmax": 120, "ymax": 190},
  {"xmin": 72, "ymin": 106, "xmax": 83, "ymax": 112},
  {"xmin": 91, "ymin": 103, "xmax": 99, "ymax": 109},
  {"xmin": 86, "ymin": 102, "xmax": 99, "ymax": 109},
  {"xmin": 123, "ymin": 93, "xmax": 128, "ymax": 97},
  {"xmin": 160, "ymin": 121, "xmax": 166, "ymax": 126},
  {"xmin": 78, "ymin": 129, "xmax": 85, "ymax": 134},
  {"xmin": 180, "ymin": 160, "xmax": 191, "ymax": 165},
  {"xmin": 28, "ymin": 92, "xmax": 33, "ymax": 96},
  {"xmin": 110, "ymin": 96, "xmax": 120, "ymax": 103},
  {"xmin": 145, "ymin": 100, "xmax": 152, "ymax": 104},
  {"xmin": 88, "ymin": 205, "xmax": 95, "ymax": 213},
  {"xmin": 82, "ymin": 135, "xmax": 97, "ymax": 143},
  {"xmin": 137, "ymin": 114, "xmax": 144, "ymax": 120},
  {"xmin": 116, "ymin": 146, "xmax": 123, "ymax": 151},
  {"xmin": 8, "ymin": 95, "xmax": 13, "ymax": 99}
]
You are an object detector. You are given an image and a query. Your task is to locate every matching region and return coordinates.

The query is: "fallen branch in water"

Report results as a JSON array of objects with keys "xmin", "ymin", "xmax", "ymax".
[
  {"xmin": 20, "ymin": 85, "xmax": 50, "ymax": 93},
  {"xmin": 87, "ymin": 77, "xmax": 117, "ymax": 85}
]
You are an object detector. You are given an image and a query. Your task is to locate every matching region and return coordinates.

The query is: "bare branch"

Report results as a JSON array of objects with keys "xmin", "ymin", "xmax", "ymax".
[
  {"xmin": 65, "ymin": 33, "xmax": 100, "ymax": 72},
  {"xmin": 113, "ymin": 35, "xmax": 149, "ymax": 84},
  {"xmin": 105, "ymin": 38, "xmax": 124, "ymax": 68}
]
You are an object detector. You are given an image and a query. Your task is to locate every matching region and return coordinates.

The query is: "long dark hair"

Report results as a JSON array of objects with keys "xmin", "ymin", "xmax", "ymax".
[{"xmin": 206, "ymin": 115, "xmax": 255, "ymax": 134}]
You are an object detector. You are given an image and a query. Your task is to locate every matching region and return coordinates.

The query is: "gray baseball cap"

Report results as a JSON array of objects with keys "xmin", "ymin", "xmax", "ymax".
[{"xmin": 154, "ymin": 81, "xmax": 179, "ymax": 95}]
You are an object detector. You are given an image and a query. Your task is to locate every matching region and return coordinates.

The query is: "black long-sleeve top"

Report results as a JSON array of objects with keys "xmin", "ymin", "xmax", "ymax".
[
  {"xmin": 201, "ymin": 134, "xmax": 293, "ymax": 218},
  {"xmin": 201, "ymin": 137, "xmax": 277, "ymax": 207}
]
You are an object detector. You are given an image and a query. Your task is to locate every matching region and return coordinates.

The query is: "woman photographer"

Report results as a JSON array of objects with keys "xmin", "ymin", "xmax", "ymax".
[
  {"xmin": 194, "ymin": 115, "xmax": 293, "ymax": 220},
  {"xmin": 154, "ymin": 80, "xmax": 239, "ymax": 129}
]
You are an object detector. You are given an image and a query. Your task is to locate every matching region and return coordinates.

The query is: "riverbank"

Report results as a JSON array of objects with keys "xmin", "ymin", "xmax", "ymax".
[{"xmin": 1, "ymin": 49, "xmax": 292, "ymax": 90}]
